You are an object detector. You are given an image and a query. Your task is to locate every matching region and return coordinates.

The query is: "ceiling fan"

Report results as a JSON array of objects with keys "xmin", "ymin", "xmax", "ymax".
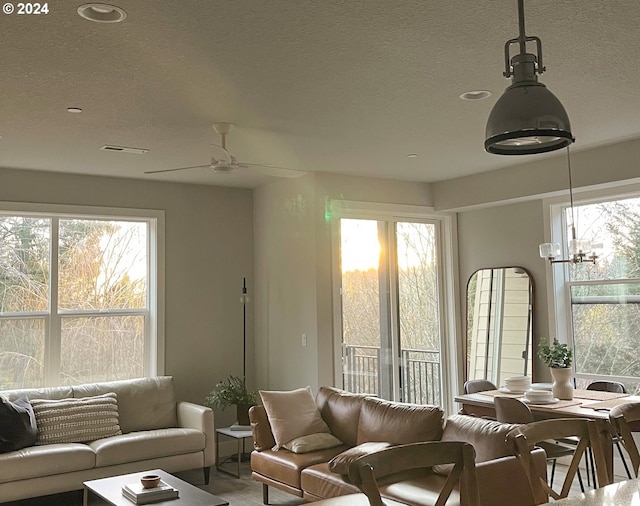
[{"xmin": 144, "ymin": 123, "xmax": 305, "ymax": 178}]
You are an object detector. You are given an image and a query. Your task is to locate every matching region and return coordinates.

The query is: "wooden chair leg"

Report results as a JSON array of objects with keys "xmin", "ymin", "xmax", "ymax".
[
  {"xmin": 262, "ymin": 483, "xmax": 269, "ymax": 505},
  {"xmin": 203, "ymin": 466, "xmax": 210, "ymax": 485}
]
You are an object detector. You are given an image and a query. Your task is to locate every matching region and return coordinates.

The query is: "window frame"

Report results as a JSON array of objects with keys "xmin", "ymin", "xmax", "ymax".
[
  {"xmin": 0, "ymin": 201, "xmax": 165, "ymax": 386},
  {"xmin": 542, "ymin": 182, "xmax": 640, "ymax": 386},
  {"xmin": 329, "ymin": 200, "xmax": 460, "ymax": 415}
]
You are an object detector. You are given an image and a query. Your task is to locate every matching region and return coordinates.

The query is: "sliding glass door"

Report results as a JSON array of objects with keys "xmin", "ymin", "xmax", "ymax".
[{"xmin": 337, "ymin": 217, "xmax": 443, "ymax": 405}]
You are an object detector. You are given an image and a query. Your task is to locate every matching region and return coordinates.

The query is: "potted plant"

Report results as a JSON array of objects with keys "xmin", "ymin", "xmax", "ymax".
[
  {"xmin": 205, "ymin": 375, "xmax": 258, "ymax": 426},
  {"xmin": 538, "ymin": 338, "xmax": 574, "ymax": 400}
]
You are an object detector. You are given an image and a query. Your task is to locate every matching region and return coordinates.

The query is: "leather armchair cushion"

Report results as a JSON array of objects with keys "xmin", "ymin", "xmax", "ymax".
[{"xmin": 356, "ymin": 397, "xmax": 444, "ymax": 445}]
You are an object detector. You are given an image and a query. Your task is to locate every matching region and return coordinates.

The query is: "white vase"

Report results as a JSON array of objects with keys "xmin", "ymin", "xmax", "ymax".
[{"xmin": 550, "ymin": 367, "xmax": 574, "ymax": 400}]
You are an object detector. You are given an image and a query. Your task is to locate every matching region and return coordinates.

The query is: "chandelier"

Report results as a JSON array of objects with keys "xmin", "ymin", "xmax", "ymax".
[{"xmin": 538, "ymin": 148, "xmax": 600, "ymax": 264}]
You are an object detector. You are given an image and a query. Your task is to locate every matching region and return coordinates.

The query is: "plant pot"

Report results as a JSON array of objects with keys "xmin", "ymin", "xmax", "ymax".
[
  {"xmin": 550, "ymin": 367, "xmax": 574, "ymax": 400},
  {"xmin": 236, "ymin": 403, "xmax": 252, "ymax": 426}
]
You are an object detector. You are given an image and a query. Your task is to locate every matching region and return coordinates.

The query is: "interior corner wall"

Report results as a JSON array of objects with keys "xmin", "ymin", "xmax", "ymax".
[
  {"xmin": 253, "ymin": 171, "xmax": 432, "ymax": 392},
  {"xmin": 456, "ymin": 199, "xmax": 549, "ymax": 381},
  {"xmin": 0, "ymin": 167, "xmax": 254, "ymax": 427}
]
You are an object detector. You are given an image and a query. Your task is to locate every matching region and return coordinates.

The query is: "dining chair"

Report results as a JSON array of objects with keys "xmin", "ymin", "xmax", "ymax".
[
  {"xmin": 584, "ymin": 380, "xmax": 632, "ymax": 481},
  {"xmin": 306, "ymin": 441, "xmax": 481, "ymax": 506},
  {"xmin": 494, "ymin": 396, "xmax": 584, "ymax": 491},
  {"xmin": 463, "ymin": 379, "xmax": 497, "ymax": 394},
  {"xmin": 506, "ymin": 418, "xmax": 610, "ymax": 505},
  {"xmin": 609, "ymin": 401, "xmax": 640, "ymax": 478}
]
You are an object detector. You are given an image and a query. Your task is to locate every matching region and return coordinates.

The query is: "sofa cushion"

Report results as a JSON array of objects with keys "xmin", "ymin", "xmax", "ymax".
[
  {"xmin": 0, "ymin": 396, "xmax": 37, "ymax": 453},
  {"xmin": 252, "ymin": 445, "xmax": 349, "ymax": 490},
  {"xmin": 433, "ymin": 414, "xmax": 521, "ymax": 476},
  {"xmin": 440, "ymin": 415, "xmax": 520, "ymax": 462},
  {"xmin": 260, "ymin": 386, "xmax": 330, "ymax": 449},
  {"xmin": 379, "ymin": 472, "xmax": 460, "ymax": 506},
  {"xmin": 328, "ymin": 442, "xmax": 392, "ymax": 475},
  {"xmin": 283, "ymin": 433, "xmax": 343, "ymax": 454},
  {"xmin": 90, "ymin": 427, "xmax": 204, "ymax": 467},
  {"xmin": 0, "ymin": 442, "xmax": 96, "ymax": 483},
  {"xmin": 356, "ymin": 397, "xmax": 444, "ymax": 445},
  {"xmin": 301, "ymin": 462, "xmax": 360, "ymax": 499},
  {"xmin": 316, "ymin": 387, "xmax": 370, "ymax": 447},
  {"xmin": 72, "ymin": 376, "xmax": 177, "ymax": 433},
  {"xmin": 31, "ymin": 392, "xmax": 122, "ymax": 444}
]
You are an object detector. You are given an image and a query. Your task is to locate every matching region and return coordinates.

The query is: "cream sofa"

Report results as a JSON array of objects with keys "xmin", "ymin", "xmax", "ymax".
[{"xmin": 0, "ymin": 376, "xmax": 214, "ymax": 502}]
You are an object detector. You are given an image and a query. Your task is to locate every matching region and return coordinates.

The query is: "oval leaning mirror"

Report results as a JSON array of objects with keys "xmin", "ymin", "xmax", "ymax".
[{"xmin": 466, "ymin": 267, "xmax": 534, "ymax": 386}]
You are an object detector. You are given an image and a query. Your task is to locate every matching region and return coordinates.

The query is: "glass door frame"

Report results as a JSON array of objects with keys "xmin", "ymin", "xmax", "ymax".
[{"xmin": 329, "ymin": 200, "xmax": 461, "ymax": 415}]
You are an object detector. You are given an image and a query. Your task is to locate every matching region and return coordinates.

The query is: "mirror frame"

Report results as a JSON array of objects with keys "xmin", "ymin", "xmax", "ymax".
[{"xmin": 465, "ymin": 266, "xmax": 535, "ymax": 384}]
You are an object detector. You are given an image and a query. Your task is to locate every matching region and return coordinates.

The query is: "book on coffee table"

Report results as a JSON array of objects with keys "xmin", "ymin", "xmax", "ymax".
[{"xmin": 121, "ymin": 480, "xmax": 179, "ymax": 504}]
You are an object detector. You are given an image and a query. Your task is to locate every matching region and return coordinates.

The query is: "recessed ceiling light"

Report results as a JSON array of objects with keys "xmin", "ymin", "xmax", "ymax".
[
  {"xmin": 67, "ymin": 107, "xmax": 83, "ymax": 113},
  {"xmin": 77, "ymin": 3, "xmax": 127, "ymax": 23},
  {"xmin": 407, "ymin": 153, "xmax": 419, "ymax": 158},
  {"xmin": 459, "ymin": 90, "xmax": 492, "ymax": 101}
]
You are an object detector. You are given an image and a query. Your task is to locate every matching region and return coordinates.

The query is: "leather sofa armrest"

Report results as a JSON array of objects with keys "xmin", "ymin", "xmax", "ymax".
[
  {"xmin": 250, "ymin": 405, "xmax": 276, "ymax": 451},
  {"xmin": 177, "ymin": 401, "xmax": 215, "ymax": 466}
]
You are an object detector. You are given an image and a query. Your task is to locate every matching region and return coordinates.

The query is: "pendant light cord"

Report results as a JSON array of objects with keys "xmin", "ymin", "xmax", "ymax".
[{"xmin": 567, "ymin": 146, "xmax": 577, "ymax": 241}]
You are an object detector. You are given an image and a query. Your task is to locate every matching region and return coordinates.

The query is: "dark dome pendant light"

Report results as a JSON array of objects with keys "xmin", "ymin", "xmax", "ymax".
[{"xmin": 485, "ymin": 0, "xmax": 574, "ymax": 155}]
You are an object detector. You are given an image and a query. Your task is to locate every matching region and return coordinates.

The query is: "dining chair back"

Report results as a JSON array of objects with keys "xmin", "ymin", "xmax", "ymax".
[
  {"xmin": 348, "ymin": 441, "xmax": 480, "ymax": 506},
  {"xmin": 609, "ymin": 402, "xmax": 640, "ymax": 478},
  {"xmin": 463, "ymin": 379, "xmax": 497, "ymax": 394},
  {"xmin": 506, "ymin": 418, "xmax": 610, "ymax": 505},
  {"xmin": 495, "ymin": 397, "xmax": 582, "ymax": 490},
  {"xmin": 587, "ymin": 380, "xmax": 627, "ymax": 394}
]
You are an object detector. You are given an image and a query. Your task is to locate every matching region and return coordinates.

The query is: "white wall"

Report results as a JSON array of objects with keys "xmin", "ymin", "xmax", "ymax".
[
  {"xmin": 254, "ymin": 172, "xmax": 433, "ymax": 391},
  {"xmin": 0, "ymin": 167, "xmax": 254, "ymax": 428}
]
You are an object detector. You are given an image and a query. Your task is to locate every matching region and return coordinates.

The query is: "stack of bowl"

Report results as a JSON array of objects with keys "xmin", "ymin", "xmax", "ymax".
[
  {"xmin": 504, "ymin": 376, "xmax": 531, "ymax": 393},
  {"xmin": 524, "ymin": 389, "xmax": 555, "ymax": 403}
]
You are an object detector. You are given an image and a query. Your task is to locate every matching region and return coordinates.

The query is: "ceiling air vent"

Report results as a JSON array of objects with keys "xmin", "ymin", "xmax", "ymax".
[{"xmin": 99, "ymin": 145, "xmax": 149, "ymax": 154}]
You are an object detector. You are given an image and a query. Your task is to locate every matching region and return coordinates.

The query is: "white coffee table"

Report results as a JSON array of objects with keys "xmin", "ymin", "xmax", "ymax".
[{"xmin": 83, "ymin": 469, "xmax": 229, "ymax": 506}]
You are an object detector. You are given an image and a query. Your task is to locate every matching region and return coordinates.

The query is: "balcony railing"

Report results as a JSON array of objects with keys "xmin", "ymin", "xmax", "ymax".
[{"xmin": 342, "ymin": 344, "xmax": 441, "ymax": 406}]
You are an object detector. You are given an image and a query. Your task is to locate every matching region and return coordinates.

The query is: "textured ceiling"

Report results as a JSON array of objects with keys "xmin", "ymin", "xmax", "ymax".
[{"xmin": 1, "ymin": 0, "xmax": 639, "ymax": 188}]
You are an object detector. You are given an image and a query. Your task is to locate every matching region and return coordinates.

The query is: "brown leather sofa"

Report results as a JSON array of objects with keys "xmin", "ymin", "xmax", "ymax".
[{"xmin": 250, "ymin": 386, "xmax": 546, "ymax": 505}]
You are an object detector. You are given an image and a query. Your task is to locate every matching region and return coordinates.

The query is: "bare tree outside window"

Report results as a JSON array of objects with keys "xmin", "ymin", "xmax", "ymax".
[
  {"xmin": 567, "ymin": 197, "xmax": 640, "ymax": 394},
  {"xmin": 0, "ymin": 215, "xmax": 149, "ymax": 389}
]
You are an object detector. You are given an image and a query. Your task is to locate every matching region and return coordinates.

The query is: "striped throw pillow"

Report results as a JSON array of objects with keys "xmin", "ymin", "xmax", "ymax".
[{"xmin": 31, "ymin": 392, "xmax": 122, "ymax": 444}]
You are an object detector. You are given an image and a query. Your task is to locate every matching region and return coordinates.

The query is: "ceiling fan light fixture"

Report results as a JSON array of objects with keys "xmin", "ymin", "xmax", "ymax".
[{"xmin": 484, "ymin": 0, "xmax": 574, "ymax": 155}]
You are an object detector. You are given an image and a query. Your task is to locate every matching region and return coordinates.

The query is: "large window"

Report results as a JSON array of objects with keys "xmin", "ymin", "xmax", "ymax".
[
  {"xmin": 331, "ymin": 202, "xmax": 458, "ymax": 413},
  {"xmin": 0, "ymin": 204, "xmax": 163, "ymax": 389},
  {"xmin": 549, "ymin": 193, "xmax": 640, "ymax": 394}
]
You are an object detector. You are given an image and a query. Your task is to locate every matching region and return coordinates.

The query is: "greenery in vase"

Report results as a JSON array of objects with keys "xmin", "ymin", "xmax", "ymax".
[
  {"xmin": 205, "ymin": 375, "xmax": 258, "ymax": 410},
  {"xmin": 537, "ymin": 338, "xmax": 572, "ymax": 368}
]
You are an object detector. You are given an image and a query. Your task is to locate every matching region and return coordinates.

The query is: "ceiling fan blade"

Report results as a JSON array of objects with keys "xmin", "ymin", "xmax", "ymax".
[
  {"xmin": 239, "ymin": 162, "xmax": 306, "ymax": 178},
  {"xmin": 144, "ymin": 165, "xmax": 209, "ymax": 174}
]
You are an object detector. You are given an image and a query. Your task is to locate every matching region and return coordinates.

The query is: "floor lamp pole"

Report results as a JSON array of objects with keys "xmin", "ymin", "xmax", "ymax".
[{"xmin": 241, "ymin": 277, "xmax": 247, "ymax": 379}]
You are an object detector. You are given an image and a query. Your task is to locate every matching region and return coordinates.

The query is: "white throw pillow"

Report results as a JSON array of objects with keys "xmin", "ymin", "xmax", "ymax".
[
  {"xmin": 283, "ymin": 432, "xmax": 343, "ymax": 454},
  {"xmin": 259, "ymin": 386, "xmax": 330, "ymax": 449},
  {"xmin": 31, "ymin": 392, "xmax": 122, "ymax": 444}
]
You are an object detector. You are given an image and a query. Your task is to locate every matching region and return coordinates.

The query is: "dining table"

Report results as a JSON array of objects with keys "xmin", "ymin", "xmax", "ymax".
[
  {"xmin": 454, "ymin": 388, "xmax": 640, "ymax": 483},
  {"xmin": 541, "ymin": 476, "xmax": 640, "ymax": 505}
]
